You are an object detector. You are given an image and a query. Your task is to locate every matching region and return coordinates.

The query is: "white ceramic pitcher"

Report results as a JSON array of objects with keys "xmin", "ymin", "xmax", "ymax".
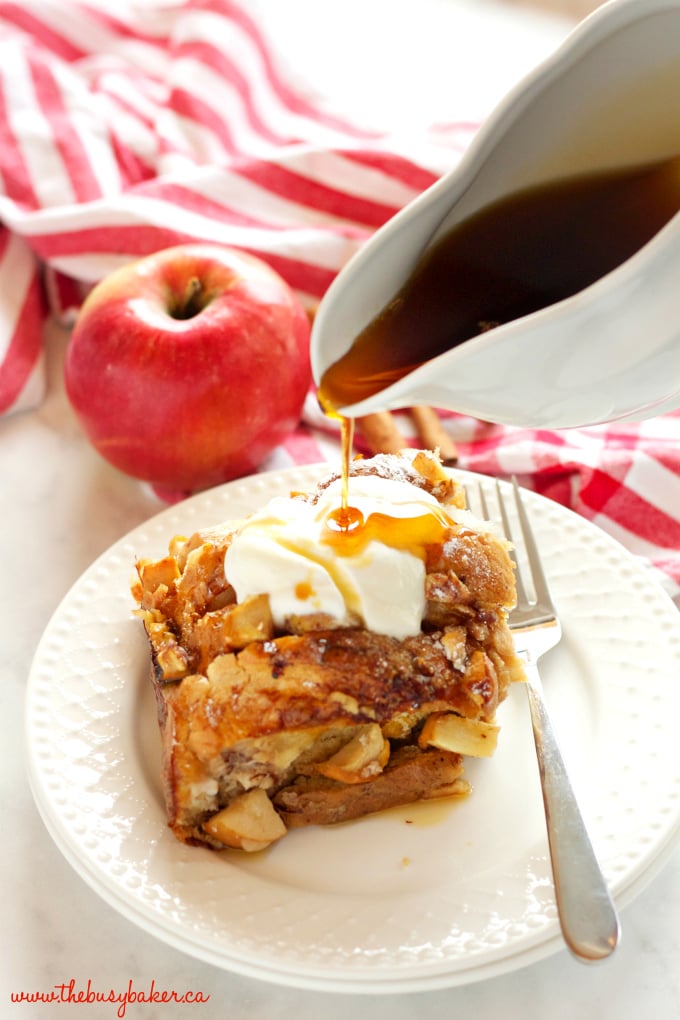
[{"xmin": 310, "ymin": 0, "xmax": 680, "ymax": 428}]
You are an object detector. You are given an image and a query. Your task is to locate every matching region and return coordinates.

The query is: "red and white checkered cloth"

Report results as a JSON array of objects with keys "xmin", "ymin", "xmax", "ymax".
[{"xmin": 0, "ymin": 0, "xmax": 678, "ymax": 606}]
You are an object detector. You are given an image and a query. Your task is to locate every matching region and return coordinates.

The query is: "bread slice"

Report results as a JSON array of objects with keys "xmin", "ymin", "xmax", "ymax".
[{"xmin": 132, "ymin": 451, "xmax": 525, "ymax": 851}]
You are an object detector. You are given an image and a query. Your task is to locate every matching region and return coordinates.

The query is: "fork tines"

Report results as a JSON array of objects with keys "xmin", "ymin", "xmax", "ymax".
[{"xmin": 468, "ymin": 477, "xmax": 557, "ymax": 627}]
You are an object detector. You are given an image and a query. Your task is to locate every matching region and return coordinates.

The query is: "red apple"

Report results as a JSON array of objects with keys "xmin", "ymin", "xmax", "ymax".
[{"xmin": 64, "ymin": 244, "xmax": 311, "ymax": 498}]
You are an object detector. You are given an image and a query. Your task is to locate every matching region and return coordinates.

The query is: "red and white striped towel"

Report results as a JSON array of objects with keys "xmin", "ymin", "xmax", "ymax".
[
  {"xmin": 0, "ymin": 0, "xmax": 471, "ymax": 414},
  {"xmin": 0, "ymin": 0, "xmax": 678, "ymax": 607}
]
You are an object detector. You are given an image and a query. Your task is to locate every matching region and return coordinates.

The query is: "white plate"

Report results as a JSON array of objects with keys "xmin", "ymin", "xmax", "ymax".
[{"xmin": 26, "ymin": 466, "xmax": 680, "ymax": 993}]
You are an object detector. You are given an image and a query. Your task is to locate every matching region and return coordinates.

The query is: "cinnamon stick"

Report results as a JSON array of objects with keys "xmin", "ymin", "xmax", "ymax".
[
  {"xmin": 356, "ymin": 412, "xmax": 407, "ymax": 454},
  {"xmin": 409, "ymin": 406, "xmax": 459, "ymax": 464}
]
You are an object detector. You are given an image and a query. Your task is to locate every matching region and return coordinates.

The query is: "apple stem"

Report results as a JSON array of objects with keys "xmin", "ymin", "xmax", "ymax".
[{"xmin": 173, "ymin": 276, "xmax": 205, "ymax": 319}]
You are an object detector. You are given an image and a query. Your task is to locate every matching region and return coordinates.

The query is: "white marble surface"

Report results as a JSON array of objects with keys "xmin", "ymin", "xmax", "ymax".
[{"xmin": 3, "ymin": 2, "xmax": 680, "ymax": 1017}]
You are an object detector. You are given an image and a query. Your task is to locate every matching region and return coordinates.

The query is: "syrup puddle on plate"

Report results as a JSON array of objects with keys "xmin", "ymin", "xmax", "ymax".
[{"xmin": 379, "ymin": 791, "xmax": 468, "ymax": 828}]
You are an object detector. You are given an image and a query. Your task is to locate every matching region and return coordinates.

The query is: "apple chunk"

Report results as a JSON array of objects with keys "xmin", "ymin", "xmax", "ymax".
[
  {"xmin": 203, "ymin": 789, "xmax": 287, "ymax": 852},
  {"xmin": 315, "ymin": 723, "xmax": 390, "ymax": 784},
  {"xmin": 418, "ymin": 713, "xmax": 499, "ymax": 758}
]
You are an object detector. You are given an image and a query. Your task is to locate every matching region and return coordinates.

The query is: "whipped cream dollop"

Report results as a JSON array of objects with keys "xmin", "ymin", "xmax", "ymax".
[{"xmin": 225, "ymin": 473, "xmax": 480, "ymax": 640}]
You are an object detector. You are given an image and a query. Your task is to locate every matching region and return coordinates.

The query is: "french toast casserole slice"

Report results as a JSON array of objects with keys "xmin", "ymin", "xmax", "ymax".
[{"xmin": 131, "ymin": 451, "xmax": 525, "ymax": 852}]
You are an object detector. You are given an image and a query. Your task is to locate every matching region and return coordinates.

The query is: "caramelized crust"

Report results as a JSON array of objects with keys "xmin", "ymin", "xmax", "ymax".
[{"xmin": 132, "ymin": 451, "xmax": 525, "ymax": 851}]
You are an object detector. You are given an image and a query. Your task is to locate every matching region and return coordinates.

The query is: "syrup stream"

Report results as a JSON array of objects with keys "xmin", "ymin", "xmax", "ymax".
[
  {"xmin": 326, "ymin": 415, "xmax": 363, "ymax": 535},
  {"xmin": 340, "ymin": 415, "xmax": 354, "ymax": 513}
]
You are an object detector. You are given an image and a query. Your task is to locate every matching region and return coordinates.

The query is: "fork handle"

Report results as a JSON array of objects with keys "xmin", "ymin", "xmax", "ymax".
[{"xmin": 524, "ymin": 663, "xmax": 621, "ymax": 962}]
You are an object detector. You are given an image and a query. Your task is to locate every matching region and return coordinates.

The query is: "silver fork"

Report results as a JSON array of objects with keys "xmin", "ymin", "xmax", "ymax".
[{"xmin": 473, "ymin": 477, "xmax": 620, "ymax": 962}]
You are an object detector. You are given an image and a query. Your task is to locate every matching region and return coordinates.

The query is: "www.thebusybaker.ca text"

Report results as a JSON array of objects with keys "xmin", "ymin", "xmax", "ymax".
[{"xmin": 10, "ymin": 978, "xmax": 210, "ymax": 1017}]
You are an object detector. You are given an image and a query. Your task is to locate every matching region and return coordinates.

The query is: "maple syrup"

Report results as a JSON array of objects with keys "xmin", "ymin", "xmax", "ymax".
[
  {"xmin": 326, "ymin": 502, "xmax": 364, "ymax": 535},
  {"xmin": 322, "ymin": 414, "xmax": 358, "ymax": 537},
  {"xmin": 324, "ymin": 402, "xmax": 457, "ymax": 554},
  {"xmin": 339, "ymin": 414, "xmax": 354, "ymax": 513},
  {"xmin": 323, "ymin": 502, "xmax": 451, "ymax": 558},
  {"xmin": 318, "ymin": 155, "xmax": 680, "ymax": 412}
]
